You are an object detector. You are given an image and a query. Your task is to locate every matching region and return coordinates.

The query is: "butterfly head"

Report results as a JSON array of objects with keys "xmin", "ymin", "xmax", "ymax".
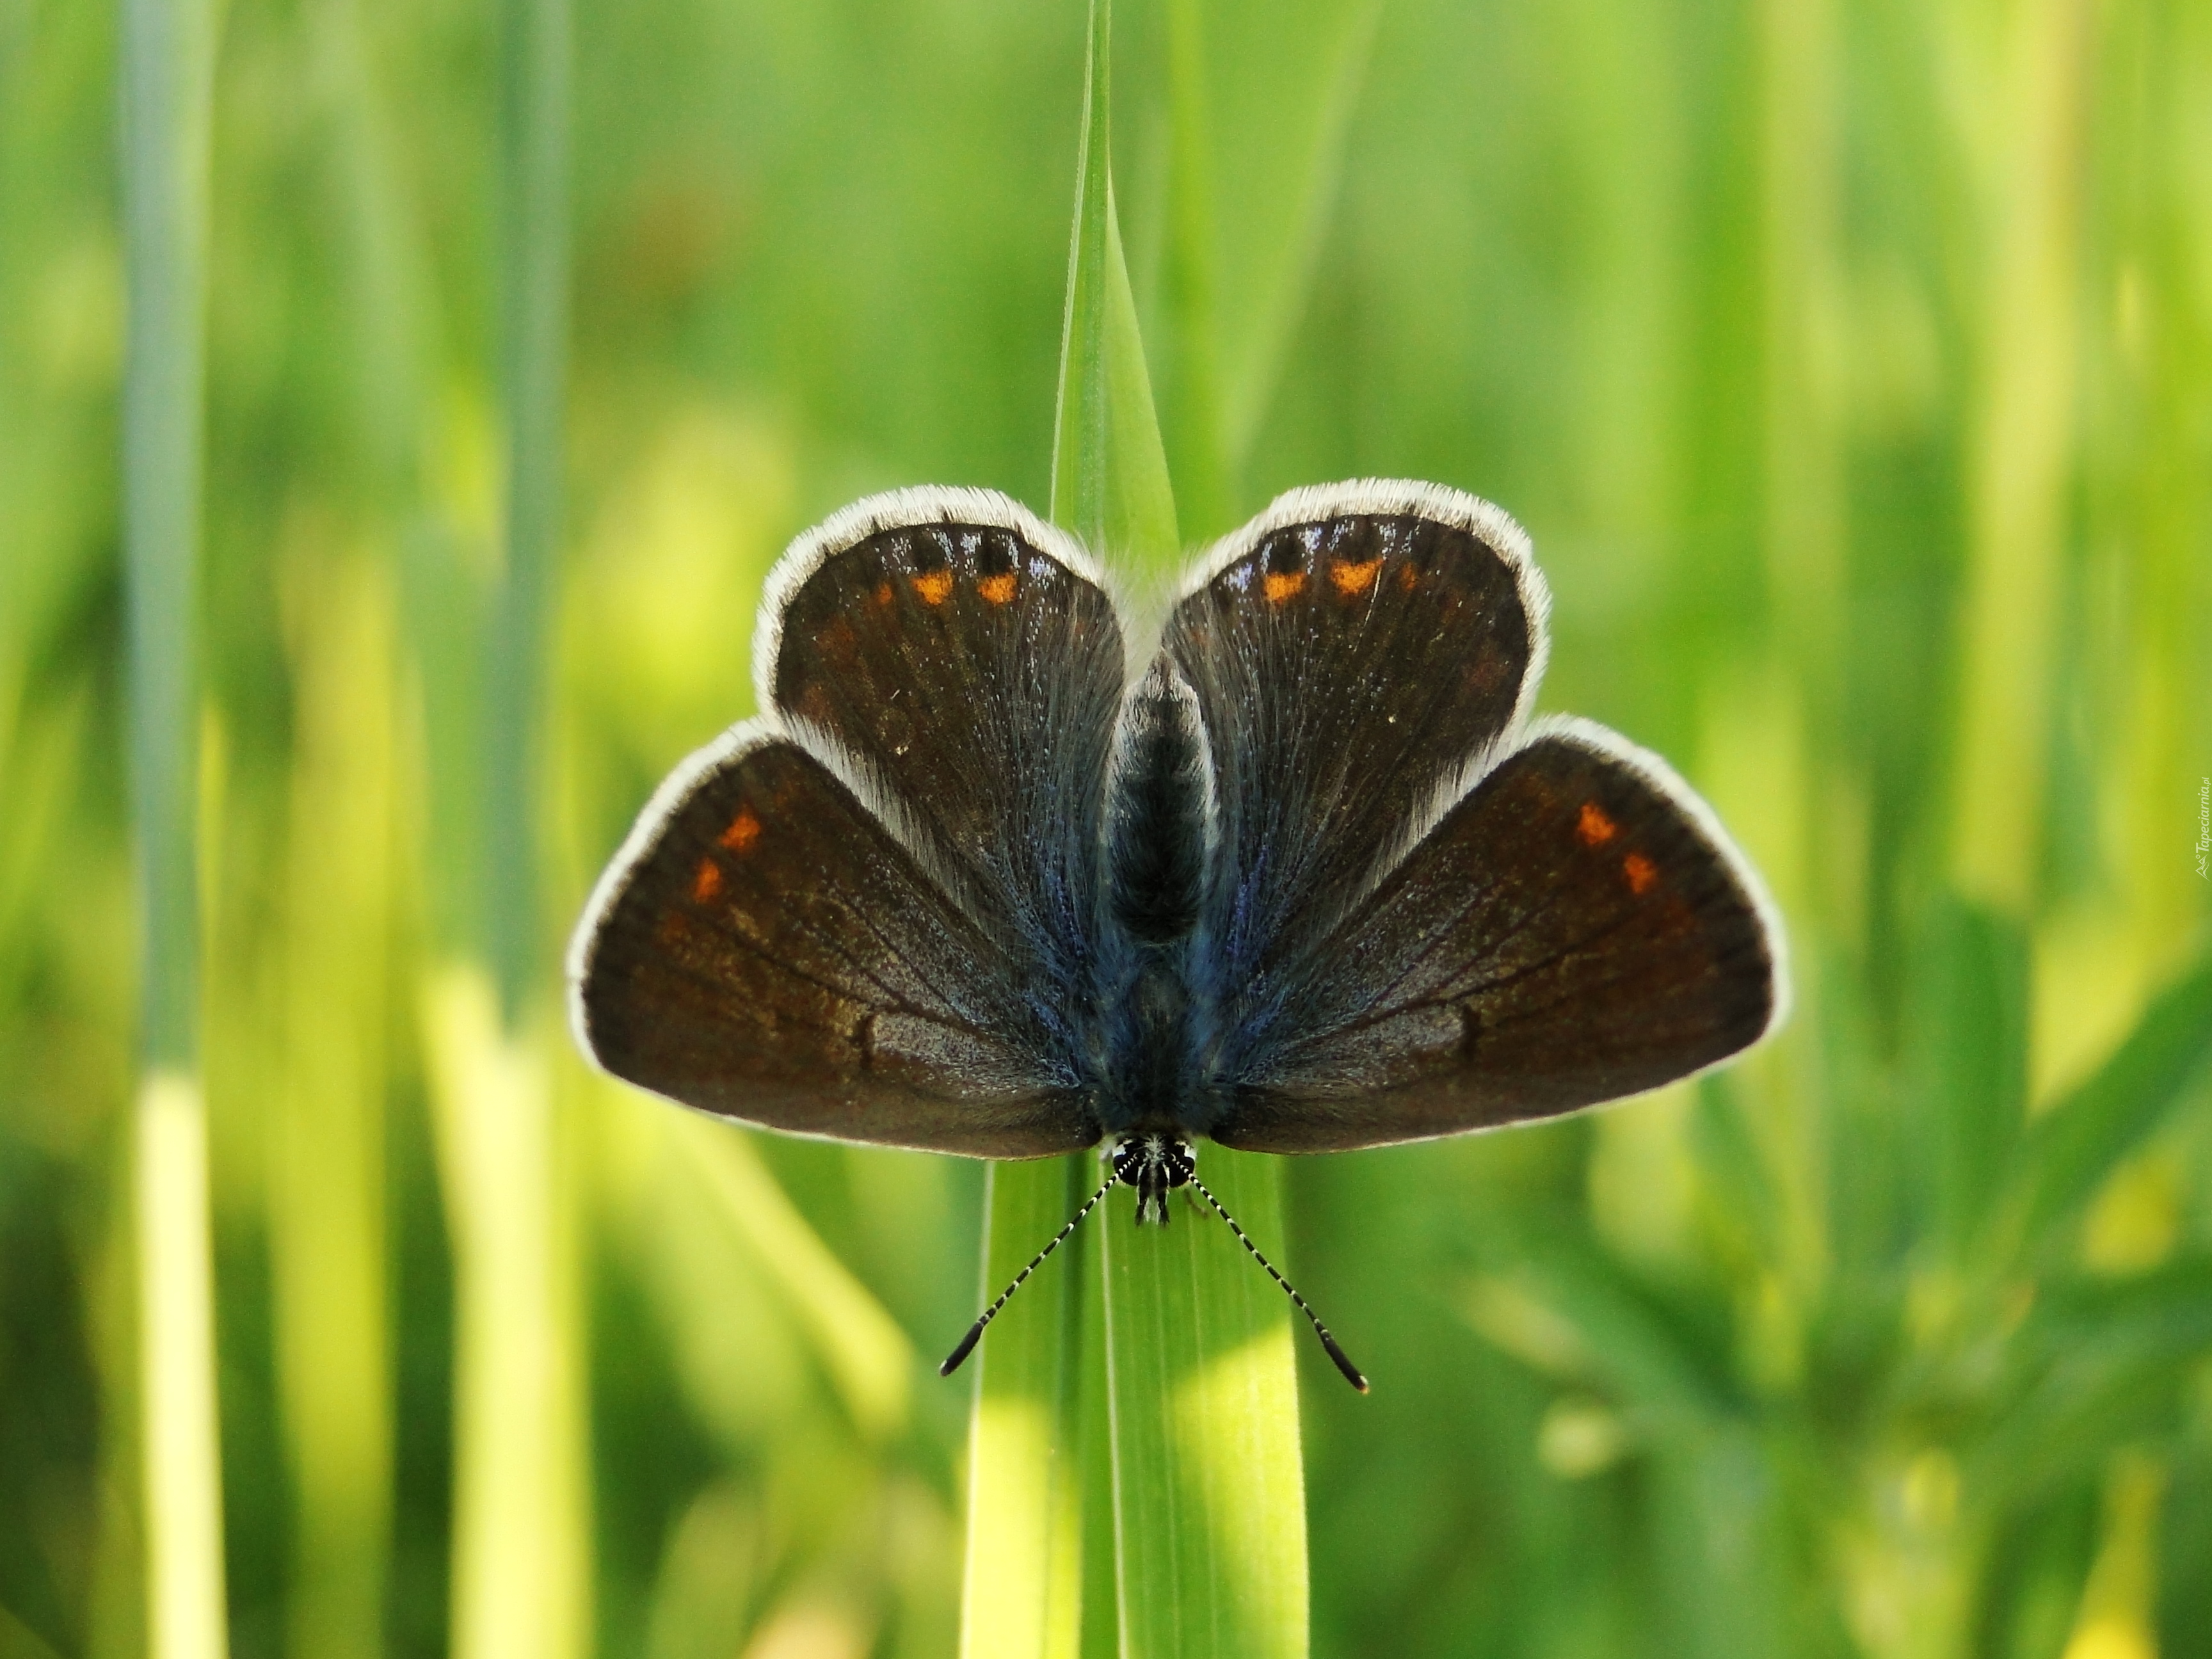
[{"xmin": 1111, "ymin": 1133, "xmax": 1196, "ymax": 1226}]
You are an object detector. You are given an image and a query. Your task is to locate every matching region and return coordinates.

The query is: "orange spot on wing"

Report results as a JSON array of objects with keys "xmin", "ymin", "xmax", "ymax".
[
  {"xmin": 872, "ymin": 580, "xmax": 895, "ymax": 607},
  {"xmin": 1623, "ymin": 853, "xmax": 1658, "ymax": 895},
  {"xmin": 1576, "ymin": 801, "xmax": 1618, "ymax": 846},
  {"xmin": 691, "ymin": 858, "xmax": 723, "ymax": 902},
  {"xmin": 977, "ymin": 572, "xmax": 1017, "ymax": 605},
  {"xmin": 1329, "ymin": 557, "xmax": 1384, "ymax": 596},
  {"xmin": 911, "ymin": 570, "xmax": 954, "ymax": 606},
  {"xmin": 720, "ymin": 806, "xmax": 762, "ymax": 852},
  {"xmin": 1398, "ymin": 561, "xmax": 1422, "ymax": 591},
  {"xmin": 1262, "ymin": 570, "xmax": 1307, "ymax": 604}
]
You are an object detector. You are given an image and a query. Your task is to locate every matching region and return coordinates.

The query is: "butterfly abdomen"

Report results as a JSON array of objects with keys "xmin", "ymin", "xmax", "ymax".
[{"xmin": 1108, "ymin": 655, "xmax": 1212, "ymax": 947}]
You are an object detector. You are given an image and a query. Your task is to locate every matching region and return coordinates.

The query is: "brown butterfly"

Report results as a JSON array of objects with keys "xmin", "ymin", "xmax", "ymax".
[{"xmin": 569, "ymin": 481, "xmax": 1786, "ymax": 1388}]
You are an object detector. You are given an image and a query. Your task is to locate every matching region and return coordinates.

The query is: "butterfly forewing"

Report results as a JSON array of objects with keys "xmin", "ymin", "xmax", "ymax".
[
  {"xmin": 764, "ymin": 490, "xmax": 1126, "ymax": 1002},
  {"xmin": 1208, "ymin": 720, "xmax": 1783, "ymax": 1153},
  {"xmin": 1163, "ymin": 482, "xmax": 1547, "ymax": 1073}
]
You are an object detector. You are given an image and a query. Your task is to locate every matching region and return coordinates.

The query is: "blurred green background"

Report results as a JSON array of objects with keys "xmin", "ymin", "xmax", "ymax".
[{"xmin": 5, "ymin": 0, "xmax": 2211, "ymax": 1656}]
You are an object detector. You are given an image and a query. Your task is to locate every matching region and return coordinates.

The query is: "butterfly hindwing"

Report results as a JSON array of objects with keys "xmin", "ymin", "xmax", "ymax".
[
  {"xmin": 570, "ymin": 725, "xmax": 1096, "ymax": 1158},
  {"xmin": 1208, "ymin": 719, "xmax": 1784, "ymax": 1153}
]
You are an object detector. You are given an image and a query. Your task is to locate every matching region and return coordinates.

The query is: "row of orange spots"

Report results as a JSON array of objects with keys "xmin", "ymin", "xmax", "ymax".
[
  {"xmin": 693, "ymin": 801, "xmax": 766, "ymax": 906},
  {"xmin": 1578, "ymin": 799, "xmax": 1660, "ymax": 895},
  {"xmin": 874, "ymin": 568, "xmax": 1018, "ymax": 608},
  {"xmin": 876, "ymin": 570, "xmax": 1022, "ymax": 605},
  {"xmin": 1251, "ymin": 554, "xmax": 1415, "ymax": 595}
]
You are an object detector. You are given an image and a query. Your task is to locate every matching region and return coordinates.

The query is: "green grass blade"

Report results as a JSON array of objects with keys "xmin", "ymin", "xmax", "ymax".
[
  {"xmin": 1461, "ymin": 1231, "xmax": 1736, "ymax": 1430},
  {"xmin": 122, "ymin": 0, "xmax": 211, "ymax": 1082},
  {"xmin": 1151, "ymin": 0, "xmax": 1228, "ymax": 538},
  {"xmin": 431, "ymin": 0, "xmax": 591, "ymax": 1655},
  {"xmin": 1055, "ymin": 4, "xmax": 1310, "ymax": 1653},
  {"xmin": 1148, "ymin": 0, "xmax": 1382, "ymax": 531},
  {"xmin": 1905, "ymin": 899, "xmax": 2030, "ymax": 1257},
  {"xmin": 673, "ymin": 1116, "xmax": 913, "ymax": 1441},
  {"xmin": 1101, "ymin": 1150, "xmax": 1311, "ymax": 1659},
  {"xmin": 487, "ymin": 0, "xmax": 571, "ymax": 1015},
  {"xmin": 961, "ymin": 5, "xmax": 1311, "ymax": 1653},
  {"xmin": 120, "ymin": 0, "xmax": 229, "ymax": 1648},
  {"xmin": 1049, "ymin": 0, "xmax": 1176, "ymax": 564},
  {"xmin": 269, "ymin": 551, "xmax": 397, "ymax": 1659},
  {"xmin": 2028, "ymin": 1261, "xmax": 2212, "ymax": 1372},
  {"xmin": 1211, "ymin": 0, "xmax": 1382, "ymax": 477},
  {"xmin": 1995, "ymin": 947, "xmax": 2212, "ymax": 1263},
  {"xmin": 958, "ymin": 1157, "xmax": 1093, "ymax": 1659},
  {"xmin": 424, "ymin": 974, "xmax": 591, "ymax": 1659}
]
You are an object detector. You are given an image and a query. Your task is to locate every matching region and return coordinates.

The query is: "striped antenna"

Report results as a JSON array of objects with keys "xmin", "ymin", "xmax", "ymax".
[
  {"xmin": 940, "ymin": 1172, "xmax": 1117, "ymax": 1377},
  {"xmin": 1188, "ymin": 1175, "xmax": 1368, "ymax": 1392}
]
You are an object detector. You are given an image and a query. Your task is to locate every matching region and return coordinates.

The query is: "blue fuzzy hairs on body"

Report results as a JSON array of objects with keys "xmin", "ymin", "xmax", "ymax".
[{"xmin": 1089, "ymin": 657, "xmax": 1228, "ymax": 1137}]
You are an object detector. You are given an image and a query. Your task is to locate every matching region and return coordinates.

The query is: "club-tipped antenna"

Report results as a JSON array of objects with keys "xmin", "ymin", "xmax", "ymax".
[
  {"xmin": 1188, "ymin": 1174, "xmax": 1369, "ymax": 1392},
  {"xmin": 940, "ymin": 1172, "xmax": 1117, "ymax": 1377}
]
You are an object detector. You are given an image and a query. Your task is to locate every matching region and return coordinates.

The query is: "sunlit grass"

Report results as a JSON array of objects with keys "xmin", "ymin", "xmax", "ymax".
[
  {"xmin": 268, "ymin": 547, "xmax": 396, "ymax": 1659},
  {"xmin": 958, "ymin": 1158, "xmax": 1091, "ymax": 1659},
  {"xmin": 424, "ymin": 972, "xmax": 590, "ymax": 1659}
]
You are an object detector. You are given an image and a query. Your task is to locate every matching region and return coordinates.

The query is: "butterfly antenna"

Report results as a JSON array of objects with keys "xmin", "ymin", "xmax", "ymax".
[
  {"xmin": 1188, "ymin": 1175, "xmax": 1369, "ymax": 1392},
  {"xmin": 940, "ymin": 1172, "xmax": 1117, "ymax": 1377}
]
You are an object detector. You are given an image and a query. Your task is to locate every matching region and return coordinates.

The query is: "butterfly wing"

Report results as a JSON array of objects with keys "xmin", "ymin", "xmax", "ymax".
[
  {"xmin": 763, "ymin": 487, "xmax": 1126, "ymax": 1015},
  {"xmin": 572, "ymin": 488, "xmax": 1129, "ymax": 1157},
  {"xmin": 1208, "ymin": 719, "xmax": 1785, "ymax": 1153},
  {"xmin": 570, "ymin": 724, "xmax": 1096, "ymax": 1156},
  {"xmin": 1162, "ymin": 480, "xmax": 1548, "ymax": 1079}
]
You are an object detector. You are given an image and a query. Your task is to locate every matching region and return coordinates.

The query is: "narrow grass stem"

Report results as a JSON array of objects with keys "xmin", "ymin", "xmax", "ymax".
[
  {"xmin": 133, "ymin": 1077, "xmax": 228, "ymax": 1659},
  {"xmin": 430, "ymin": 0, "xmax": 587, "ymax": 1653},
  {"xmin": 488, "ymin": 0, "xmax": 571, "ymax": 1015},
  {"xmin": 121, "ymin": 0, "xmax": 227, "ymax": 1648}
]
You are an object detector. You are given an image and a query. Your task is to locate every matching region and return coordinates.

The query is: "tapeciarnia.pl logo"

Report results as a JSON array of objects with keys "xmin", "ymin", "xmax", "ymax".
[{"xmin": 2197, "ymin": 776, "xmax": 2209, "ymax": 879}]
